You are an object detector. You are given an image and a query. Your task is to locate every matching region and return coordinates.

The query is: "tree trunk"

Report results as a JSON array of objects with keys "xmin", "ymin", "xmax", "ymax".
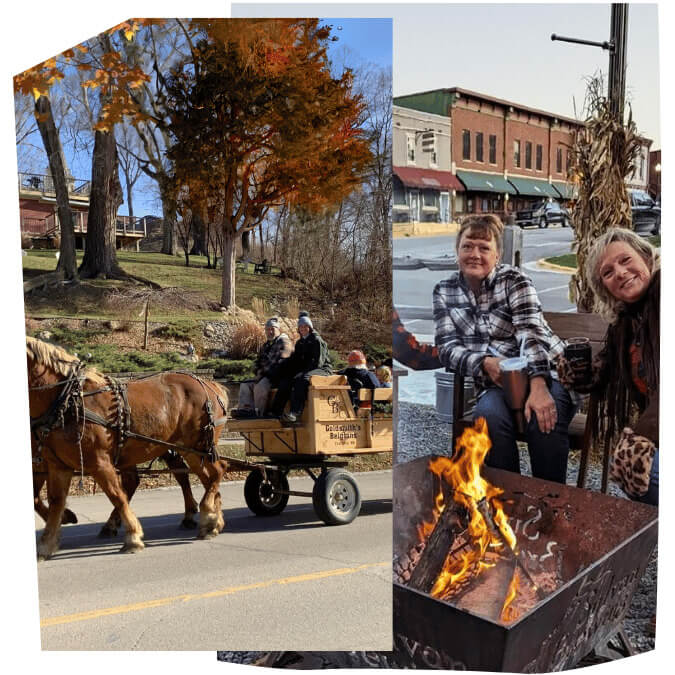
[
  {"xmin": 79, "ymin": 128, "xmax": 124, "ymax": 278},
  {"xmin": 241, "ymin": 229, "xmax": 251, "ymax": 260},
  {"xmin": 158, "ymin": 177, "xmax": 177, "ymax": 256},
  {"xmin": 34, "ymin": 96, "xmax": 78, "ymax": 281},
  {"xmin": 220, "ymin": 226, "xmax": 237, "ymax": 307},
  {"xmin": 190, "ymin": 212, "xmax": 207, "ymax": 256},
  {"xmin": 125, "ymin": 173, "xmax": 134, "ymax": 219}
]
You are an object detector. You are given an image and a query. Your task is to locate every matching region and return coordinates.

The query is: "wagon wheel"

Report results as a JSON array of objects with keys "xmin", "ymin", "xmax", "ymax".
[
  {"xmin": 244, "ymin": 469, "xmax": 289, "ymax": 516},
  {"xmin": 312, "ymin": 468, "xmax": 361, "ymax": 525}
]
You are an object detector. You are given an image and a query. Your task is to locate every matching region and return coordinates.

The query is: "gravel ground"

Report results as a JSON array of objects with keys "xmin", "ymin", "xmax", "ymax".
[{"xmin": 217, "ymin": 402, "xmax": 657, "ymax": 668}]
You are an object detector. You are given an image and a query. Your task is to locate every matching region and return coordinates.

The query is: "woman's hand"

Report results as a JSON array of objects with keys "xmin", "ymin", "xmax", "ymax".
[
  {"xmin": 524, "ymin": 377, "xmax": 557, "ymax": 434},
  {"xmin": 482, "ymin": 356, "xmax": 503, "ymax": 386},
  {"xmin": 556, "ymin": 355, "xmax": 593, "ymax": 392}
]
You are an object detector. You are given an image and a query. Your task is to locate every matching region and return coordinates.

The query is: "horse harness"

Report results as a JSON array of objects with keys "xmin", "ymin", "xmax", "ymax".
[{"xmin": 30, "ymin": 364, "xmax": 228, "ymax": 470}]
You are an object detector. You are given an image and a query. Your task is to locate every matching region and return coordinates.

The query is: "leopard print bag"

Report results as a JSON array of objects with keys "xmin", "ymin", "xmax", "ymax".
[{"xmin": 609, "ymin": 427, "xmax": 656, "ymax": 498}]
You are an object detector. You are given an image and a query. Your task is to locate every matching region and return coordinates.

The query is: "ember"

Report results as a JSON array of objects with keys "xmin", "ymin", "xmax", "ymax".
[
  {"xmin": 408, "ymin": 418, "xmax": 555, "ymax": 624},
  {"xmin": 393, "ymin": 455, "xmax": 658, "ymax": 671}
]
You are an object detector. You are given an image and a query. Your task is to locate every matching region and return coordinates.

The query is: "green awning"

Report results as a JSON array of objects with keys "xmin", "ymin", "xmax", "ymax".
[
  {"xmin": 456, "ymin": 170, "xmax": 517, "ymax": 195},
  {"xmin": 551, "ymin": 181, "xmax": 578, "ymax": 199},
  {"xmin": 507, "ymin": 176, "xmax": 559, "ymax": 198}
]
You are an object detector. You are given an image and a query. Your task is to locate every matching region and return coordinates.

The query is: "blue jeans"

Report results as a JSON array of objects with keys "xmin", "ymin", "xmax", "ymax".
[
  {"xmin": 473, "ymin": 380, "xmax": 577, "ymax": 484},
  {"xmin": 635, "ymin": 449, "xmax": 659, "ymax": 507}
]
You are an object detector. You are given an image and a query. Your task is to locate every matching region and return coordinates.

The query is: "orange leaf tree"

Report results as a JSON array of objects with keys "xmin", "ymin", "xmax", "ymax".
[
  {"xmin": 14, "ymin": 19, "xmax": 160, "ymax": 280},
  {"xmin": 165, "ymin": 19, "xmax": 372, "ymax": 307}
]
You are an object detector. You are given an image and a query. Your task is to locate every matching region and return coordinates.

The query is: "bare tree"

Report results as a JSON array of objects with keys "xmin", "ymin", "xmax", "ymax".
[{"xmin": 116, "ymin": 123, "xmax": 145, "ymax": 219}]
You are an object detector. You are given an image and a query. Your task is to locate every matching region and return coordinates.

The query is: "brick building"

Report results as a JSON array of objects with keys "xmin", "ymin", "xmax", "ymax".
[
  {"xmin": 394, "ymin": 87, "xmax": 583, "ymax": 218},
  {"xmin": 392, "ymin": 105, "xmax": 463, "ymax": 223},
  {"xmin": 18, "ymin": 170, "xmax": 148, "ymax": 249},
  {"xmin": 648, "ymin": 149, "xmax": 661, "ymax": 198}
]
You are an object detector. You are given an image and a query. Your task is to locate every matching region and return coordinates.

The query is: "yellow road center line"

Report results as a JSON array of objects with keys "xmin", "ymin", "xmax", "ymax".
[{"xmin": 41, "ymin": 561, "xmax": 389, "ymax": 628}]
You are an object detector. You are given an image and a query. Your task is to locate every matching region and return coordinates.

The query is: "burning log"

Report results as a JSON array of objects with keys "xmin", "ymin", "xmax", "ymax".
[{"xmin": 407, "ymin": 503, "xmax": 464, "ymax": 593}]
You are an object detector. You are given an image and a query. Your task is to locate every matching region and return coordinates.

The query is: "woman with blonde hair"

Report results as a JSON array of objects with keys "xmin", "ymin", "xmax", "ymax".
[{"xmin": 558, "ymin": 227, "xmax": 659, "ymax": 505}]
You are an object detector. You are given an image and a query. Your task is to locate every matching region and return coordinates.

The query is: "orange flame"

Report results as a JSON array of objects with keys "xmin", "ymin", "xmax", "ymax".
[
  {"xmin": 418, "ymin": 418, "xmax": 519, "ymax": 607},
  {"xmin": 500, "ymin": 570, "xmax": 520, "ymax": 623}
]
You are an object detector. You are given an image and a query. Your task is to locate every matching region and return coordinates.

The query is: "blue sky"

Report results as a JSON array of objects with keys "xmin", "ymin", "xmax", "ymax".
[
  {"xmin": 13, "ymin": 15, "xmax": 391, "ymax": 218},
  {"xmin": 322, "ymin": 17, "xmax": 392, "ymax": 68},
  {"xmin": 237, "ymin": 3, "xmax": 660, "ymax": 149}
]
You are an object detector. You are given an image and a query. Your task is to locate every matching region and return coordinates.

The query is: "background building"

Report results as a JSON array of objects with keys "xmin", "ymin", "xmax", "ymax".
[
  {"xmin": 392, "ymin": 105, "xmax": 463, "ymax": 223},
  {"xmin": 394, "ymin": 87, "xmax": 652, "ymax": 220},
  {"xmin": 648, "ymin": 149, "xmax": 661, "ymax": 199}
]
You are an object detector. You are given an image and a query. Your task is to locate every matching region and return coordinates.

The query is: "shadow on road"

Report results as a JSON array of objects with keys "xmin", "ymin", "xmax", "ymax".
[{"xmin": 35, "ymin": 498, "xmax": 392, "ymax": 561}]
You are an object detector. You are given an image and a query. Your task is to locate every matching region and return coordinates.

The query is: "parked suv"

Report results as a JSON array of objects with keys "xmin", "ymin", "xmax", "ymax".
[
  {"xmin": 629, "ymin": 189, "xmax": 660, "ymax": 235},
  {"xmin": 515, "ymin": 199, "xmax": 570, "ymax": 228}
]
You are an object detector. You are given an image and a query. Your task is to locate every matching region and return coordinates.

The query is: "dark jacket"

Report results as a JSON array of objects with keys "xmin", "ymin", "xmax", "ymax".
[
  {"xmin": 255, "ymin": 333, "xmax": 293, "ymax": 385},
  {"xmin": 340, "ymin": 366, "xmax": 380, "ymax": 392},
  {"xmin": 589, "ymin": 269, "xmax": 660, "ymax": 444},
  {"xmin": 289, "ymin": 331, "xmax": 332, "ymax": 375}
]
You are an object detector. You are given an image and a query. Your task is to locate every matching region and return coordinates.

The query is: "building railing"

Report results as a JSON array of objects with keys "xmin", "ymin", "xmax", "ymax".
[
  {"xmin": 18, "ymin": 172, "xmax": 91, "ymax": 197},
  {"xmin": 116, "ymin": 216, "xmax": 147, "ymax": 235},
  {"xmin": 21, "ymin": 213, "xmax": 147, "ymax": 238}
]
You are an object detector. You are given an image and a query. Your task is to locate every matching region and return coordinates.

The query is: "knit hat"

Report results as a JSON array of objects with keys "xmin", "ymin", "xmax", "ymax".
[
  {"xmin": 297, "ymin": 315, "xmax": 313, "ymax": 330},
  {"xmin": 265, "ymin": 317, "xmax": 280, "ymax": 328},
  {"xmin": 347, "ymin": 350, "xmax": 366, "ymax": 366}
]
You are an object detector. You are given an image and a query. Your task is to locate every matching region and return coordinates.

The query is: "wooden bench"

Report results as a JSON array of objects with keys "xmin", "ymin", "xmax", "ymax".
[
  {"xmin": 254, "ymin": 260, "xmax": 271, "ymax": 274},
  {"xmin": 451, "ymin": 311, "xmax": 611, "ymax": 492}
]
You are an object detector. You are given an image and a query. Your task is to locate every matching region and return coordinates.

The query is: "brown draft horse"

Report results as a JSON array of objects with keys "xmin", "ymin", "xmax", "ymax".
[
  {"xmin": 32, "ymin": 450, "xmax": 200, "ymax": 535},
  {"xmin": 27, "ymin": 336, "xmax": 230, "ymax": 560}
]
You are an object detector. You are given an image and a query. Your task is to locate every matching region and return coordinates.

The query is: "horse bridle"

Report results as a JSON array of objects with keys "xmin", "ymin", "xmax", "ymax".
[
  {"xmin": 29, "ymin": 363, "xmax": 227, "ymax": 478},
  {"xmin": 29, "ymin": 360, "xmax": 87, "ymax": 482}
]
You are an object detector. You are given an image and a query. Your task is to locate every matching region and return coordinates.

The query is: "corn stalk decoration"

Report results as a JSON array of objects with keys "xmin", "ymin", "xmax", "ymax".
[{"xmin": 569, "ymin": 76, "xmax": 641, "ymax": 312}]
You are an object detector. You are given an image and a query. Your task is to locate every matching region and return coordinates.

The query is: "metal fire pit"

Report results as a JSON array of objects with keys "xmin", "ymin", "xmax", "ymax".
[{"xmin": 393, "ymin": 456, "xmax": 658, "ymax": 672}]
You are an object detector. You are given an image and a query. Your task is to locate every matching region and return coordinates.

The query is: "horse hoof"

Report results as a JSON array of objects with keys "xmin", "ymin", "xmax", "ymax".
[
  {"xmin": 37, "ymin": 554, "xmax": 50, "ymax": 563},
  {"xmin": 62, "ymin": 509, "xmax": 78, "ymax": 525},
  {"xmin": 198, "ymin": 528, "xmax": 220, "ymax": 540},
  {"xmin": 180, "ymin": 518, "xmax": 198, "ymax": 530},
  {"xmin": 119, "ymin": 542, "xmax": 144, "ymax": 554},
  {"xmin": 98, "ymin": 526, "xmax": 118, "ymax": 538}
]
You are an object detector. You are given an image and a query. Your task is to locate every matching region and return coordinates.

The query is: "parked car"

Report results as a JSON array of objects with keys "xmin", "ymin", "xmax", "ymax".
[
  {"xmin": 515, "ymin": 199, "xmax": 571, "ymax": 228},
  {"xmin": 629, "ymin": 189, "xmax": 660, "ymax": 235}
]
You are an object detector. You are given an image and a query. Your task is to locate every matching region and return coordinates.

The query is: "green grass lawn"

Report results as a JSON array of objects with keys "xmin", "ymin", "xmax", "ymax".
[
  {"xmin": 23, "ymin": 250, "xmax": 302, "ymax": 320},
  {"xmin": 545, "ymin": 234, "xmax": 660, "ymax": 270}
]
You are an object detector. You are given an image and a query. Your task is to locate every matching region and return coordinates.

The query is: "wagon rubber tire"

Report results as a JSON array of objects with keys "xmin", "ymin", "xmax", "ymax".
[
  {"xmin": 244, "ymin": 470, "xmax": 289, "ymax": 516},
  {"xmin": 312, "ymin": 469, "xmax": 361, "ymax": 525}
]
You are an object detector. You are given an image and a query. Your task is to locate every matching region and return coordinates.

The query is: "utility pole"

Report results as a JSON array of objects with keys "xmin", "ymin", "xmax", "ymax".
[{"xmin": 552, "ymin": 3, "xmax": 629, "ymax": 123}]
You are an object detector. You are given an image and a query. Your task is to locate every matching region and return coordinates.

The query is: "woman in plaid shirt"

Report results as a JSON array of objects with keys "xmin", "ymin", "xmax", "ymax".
[{"xmin": 433, "ymin": 214, "xmax": 575, "ymax": 484}]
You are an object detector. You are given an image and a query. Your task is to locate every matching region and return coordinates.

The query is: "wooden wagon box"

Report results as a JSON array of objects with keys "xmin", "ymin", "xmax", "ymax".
[{"xmin": 226, "ymin": 375, "xmax": 392, "ymax": 456}]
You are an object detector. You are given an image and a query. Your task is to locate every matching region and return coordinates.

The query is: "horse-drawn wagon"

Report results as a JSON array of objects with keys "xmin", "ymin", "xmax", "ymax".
[
  {"xmin": 28, "ymin": 335, "xmax": 392, "ymax": 558},
  {"xmin": 225, "ymin": 374, "xmax": 393, "ymax": 525}
]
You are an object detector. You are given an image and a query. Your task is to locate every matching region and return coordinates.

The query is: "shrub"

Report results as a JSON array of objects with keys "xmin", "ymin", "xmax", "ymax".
[
  {"xmin": 363, "ymin": 342, "xmax": 391, "ymax": 366},
  {"xmin": 153, "ymin": 321, "xmax": 199, "ymax": 341},
  {"xmin": 199, "ymin": 358, "xmax": 255, "ymax": 380},
  {"xmin": 283, "ymin": 296, "xmax": 300, "ymax": 320},
  {"xmin": 251, "ymin": 297, "xmax": 270, "ymax": 321},
  {"xmin": 228, "ymin": 320, "xmax": 265, "ymax": 359}
]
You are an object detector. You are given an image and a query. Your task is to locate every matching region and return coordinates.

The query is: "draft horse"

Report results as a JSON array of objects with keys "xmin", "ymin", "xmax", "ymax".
[
  {"xmin": 27, "ymin": 336, "xmax": 229, "ymax": 560},
  {"xmin": 32, "ymin": 449, "xmax": 200, "ymax": 535}
]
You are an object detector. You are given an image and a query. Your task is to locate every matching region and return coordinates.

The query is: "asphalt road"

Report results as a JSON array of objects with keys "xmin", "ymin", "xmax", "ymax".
[
  {"xmin": 36, "ymin": 471, "xmax": 392, "ymax": 651},
  {"xmin": 394, "ymin": 225, "xmax": 576, "ymax": 403}
]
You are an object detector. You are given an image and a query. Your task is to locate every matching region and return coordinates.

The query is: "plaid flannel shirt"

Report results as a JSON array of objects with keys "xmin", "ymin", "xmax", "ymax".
[
  {"xmin": 433, "ymin": 264, "xmax": 565, "ymax": 391},
  {"xmin": 255, "ymin": 333, "xmax": 293, "ymax": 381}
]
